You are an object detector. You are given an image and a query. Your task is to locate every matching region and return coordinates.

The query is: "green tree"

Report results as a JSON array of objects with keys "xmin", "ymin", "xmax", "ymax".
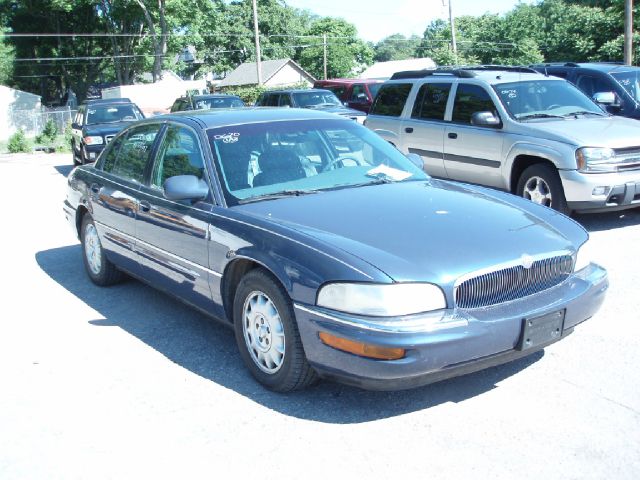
[
  {"xmin": 0, "ymin": 29, "xmax": 13, "ymax": 84},
  {"xmin": 298, "ymin": 17, "xmax": 373, "ymax": 79},
  {"xmin": 374, "ymin": 34, "xmax": 421, "ymax": 62}
]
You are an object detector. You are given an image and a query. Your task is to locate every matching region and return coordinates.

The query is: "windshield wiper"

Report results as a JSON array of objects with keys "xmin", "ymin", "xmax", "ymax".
[
  {"xmin": 238, "ymin": 189, "xmax": 322, "ymax": 204},
  {"xmin": 518, "ymin": 113, "xmax": 565, "ymax": 120},
  {"xmin": 562, "ymin": 110, "xmax": 606, "ymax": 117}
]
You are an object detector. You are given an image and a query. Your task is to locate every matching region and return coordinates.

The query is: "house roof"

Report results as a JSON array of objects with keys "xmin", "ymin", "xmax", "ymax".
[
  {"xmin": 359, "ymin": 58, "xmax": 436, "ymax": 80},
  {"xmin": 218, "ymin": 58, "xmax": 315, "ymax": 87}
]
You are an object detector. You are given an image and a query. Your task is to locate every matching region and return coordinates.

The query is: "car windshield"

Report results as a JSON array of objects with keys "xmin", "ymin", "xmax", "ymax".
[
  {"xmin": 494, "ymin": 80, "xmax": 604, "ymax": 120},
  {"xmin": 292, "ymin": 91, "xmax": 342, "ymax": 108},
  {"xmin": 86, "ymin": 104, "xmax": 143, "ymax": 125},
  {"xmin": 368, "ymin": 83, "xmax": 382, "ymax": 98},
  {"xmin": 194, "ymin": 97, "xmax": 244, "ymax": 109},
  {"xmin": 208, "ymin": 118, "xmax": 428, "ymax": 205},
  {"xmin": 610, "ymin": 70, "xmax": 640, "ymax": 103}
]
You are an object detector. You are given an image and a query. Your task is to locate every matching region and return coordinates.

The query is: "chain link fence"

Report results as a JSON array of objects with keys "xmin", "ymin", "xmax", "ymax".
[{"xmin": 8, "ymin": 106, "xmax": 77, "ymax": 138}]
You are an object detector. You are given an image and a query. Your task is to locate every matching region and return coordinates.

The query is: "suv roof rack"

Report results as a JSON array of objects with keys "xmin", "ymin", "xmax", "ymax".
[{"xmin": 390, "ymin": 69, "xmax": 476, "ymax": 80}]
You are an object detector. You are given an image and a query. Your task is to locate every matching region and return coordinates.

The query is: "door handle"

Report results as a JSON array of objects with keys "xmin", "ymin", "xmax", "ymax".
[
  {"xmin": 90, "ymin": 183, "xmax": 100, "ymax": 194},
  {"xmin": 448, "ymin": 132, "xmax": 458, "ymax": 139},
  {"xmin": 405, "ymin": 127, "xmax": 414, "ymax": 133},
  {"xmin": 139, "ymin": 200, "xmax": 150, "ymax": 212}
]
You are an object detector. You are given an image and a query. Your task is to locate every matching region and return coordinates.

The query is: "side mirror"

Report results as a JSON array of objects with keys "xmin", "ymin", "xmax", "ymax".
[
  {"xmin": 406, "ymin": 153, "xmax": 424, "ymax": 170},
  {"xmin": 471, "ymin": 111, "xmax": 501, "ymax": 127},
  {"xmin": 164, "ymin": 175, "xmax": 209, "ymax": 201},
  {"xmin": 593, "ymin": 91, "xmax": 616, "ymax": 105},
  {"xmin": 71, "ymin": 122, "xmax": 80, "ymax": 130}
]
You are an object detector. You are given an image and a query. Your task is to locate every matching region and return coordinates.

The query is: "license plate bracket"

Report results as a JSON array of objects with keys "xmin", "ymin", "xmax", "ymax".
[{"xmin": 517, "ymin": 310, "xmax": 565, "ymax": 351}]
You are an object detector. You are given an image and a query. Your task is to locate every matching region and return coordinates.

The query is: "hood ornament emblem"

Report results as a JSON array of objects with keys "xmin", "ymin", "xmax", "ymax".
[{"xmin": 520, "ymin": 254, "xmax": 534, "ymax": 269}]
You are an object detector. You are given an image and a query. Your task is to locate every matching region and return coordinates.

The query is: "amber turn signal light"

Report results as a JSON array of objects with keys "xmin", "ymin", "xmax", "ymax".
[{"xmin": 319, "ymin": 332, "xmax": 406, "ymax": 360}]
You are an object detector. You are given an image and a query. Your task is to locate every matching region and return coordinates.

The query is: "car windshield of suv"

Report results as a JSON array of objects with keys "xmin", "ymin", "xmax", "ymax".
[
  {"xmin": 207, "ymin": 118, "xmax": 428, "ymax": 205},
  {"xmin": 494, "ymin": 80, "xmax": 605, "ymax": 120},
  {"xmin": 195, "ymin": 97, "xmax": 244, "ymax": 109},
  {"xmin": 292, "ymin": 92, "xmax": 342, "ymax": 108},
  {"xmin": 86, "ymin": 105, "xmax": 143, "ymax": 125},
  {"xmin": 610, "ymin": 71, "xmax": 640, "ymax": 103}
]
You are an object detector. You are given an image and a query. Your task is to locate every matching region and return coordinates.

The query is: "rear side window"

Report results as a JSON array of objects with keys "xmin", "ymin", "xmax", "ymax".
[
  {"xmin": 451, "ymin": 84, "xmax": 497, "ymax": 124},
  {"xmin": 106, "ymin": 123, "xmax": 161, "ymax": 182},
  {"xmin": 370, "ymin": 83, "xmax": 412, "ymax": 116},
  {"xmin": 411, "ymin": 83, "xmax": 451, "ymax": 121}
]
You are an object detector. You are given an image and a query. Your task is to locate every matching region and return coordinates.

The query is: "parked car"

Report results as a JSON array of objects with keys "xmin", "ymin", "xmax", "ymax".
[
  {"xmin": 313, "ymin": 78, "xmax": 384, "ymax": 113},
  {"xmin": 365, "ymin": 66, "xmax": 640, "ymax": 214},
  {"xmin": 170, "ymin": 94, "xmax": 245, "ymax": 112},
  {"xmin": 254, "ymin": 89, "xmax": 367, "ymax": 123},
  {"xmin": 71, "ymin": 98, "xmax": 145, "ymax": 165},
  {"xmin": 63, "ymin": 108, "xmax": 607, "ymax": 392},
  {"xmin": 530, "ymin": 62, "xmax": 640, "ymax": 120}
]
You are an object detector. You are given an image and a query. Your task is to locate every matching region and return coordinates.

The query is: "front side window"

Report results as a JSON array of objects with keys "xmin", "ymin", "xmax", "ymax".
[
  {"xmin": 576, "ymin": 75, "xmax": 613, "ymax": 98},
  {"xmin": 86, "ymin": 104, "xmax": 144, "ymax": 125},
  {"xmin": 370, "ymin": 83, "xmax": 412, "ymax": 117},
  {"xmin": 207, "ymin": 119, "xmax": 428, "ymax": 205},
  {"xmin": 610, "ymin": 71, "xmax": 640, "ymax": 102},
  {"xmin": 350, "ymin": 85, "xmax": 367, "ymax": 102},
  {"xmin": 194, "ymin": 97, "xmax": 245, "ymax": 109},
  {"xmin": 494, "ymin": 80, "xmax": 605, "ymax": 120},
  {"xmin": 108, "ymin": 123, "xmax": 161, "ymax": 183},
  {"xmin": 152, "ymin": 125, "xmax": 205, "ymax": 188},
  {"xmin": 451, "ymin": 84, "xmax": 498, "ymax": 124},
  {"xmin": 411, "ymin": 83, "xmax": 451, "ymax": 121}
]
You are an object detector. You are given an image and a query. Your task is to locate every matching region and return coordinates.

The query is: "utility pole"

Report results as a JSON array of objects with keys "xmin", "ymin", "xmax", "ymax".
[
  {"xmin": 448, "ymin": 0, "xmax": 457, "ymax": 65},
  {"xmin": 625, "ymin": 0, "xmax": 633, "ymax": 66},
  {"xmin": 252, "ymin": 0, "xmax": 262, "ymax": 85},
  {"xmin": 323, "ymin": 34, "xmax": 328, "ymax": 80}
]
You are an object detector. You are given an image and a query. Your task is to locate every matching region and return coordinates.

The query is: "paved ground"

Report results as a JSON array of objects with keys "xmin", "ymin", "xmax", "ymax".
[{"xmin": 1, "ymin": 152, "xmax": 639, "ymax": 479}]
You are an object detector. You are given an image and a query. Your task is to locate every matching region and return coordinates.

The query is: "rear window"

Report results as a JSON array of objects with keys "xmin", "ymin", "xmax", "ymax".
[{"xmin": 370, "ymin": 83, "xmax": 412, "ymax": 116}]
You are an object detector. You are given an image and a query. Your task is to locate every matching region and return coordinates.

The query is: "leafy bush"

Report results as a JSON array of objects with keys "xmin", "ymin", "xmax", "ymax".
[
  {"xmin": 35, "ymin": 118, "xmax": 58, "ymax": 144},
  {"xmin": 7, "ymin": 130, "xmax": 32, "ymax": 153}
]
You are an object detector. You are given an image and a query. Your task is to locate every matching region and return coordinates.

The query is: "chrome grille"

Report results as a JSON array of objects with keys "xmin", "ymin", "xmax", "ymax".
[{"xmin": 455, "ymin": 255, "xmax": 574, "ymax": 309}]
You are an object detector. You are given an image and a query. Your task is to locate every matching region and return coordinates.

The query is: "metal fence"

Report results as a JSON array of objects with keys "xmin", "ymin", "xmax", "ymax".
[{"xmin": 8, "ymin": 106, "xmax": 77, "ymax": 138}]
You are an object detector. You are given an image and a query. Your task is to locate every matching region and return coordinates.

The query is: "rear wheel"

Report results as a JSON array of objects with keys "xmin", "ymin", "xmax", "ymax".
[
  {"xmin": 80, "ymin": 214, "xmax": 123, "ymax": 286},
  {"xmin": 233, "ymin": 268, "xmax": 317, "ymax": 392},
  {"xmin": 517, "ymin": 164, "xmax": 570, "ymax": 215}
]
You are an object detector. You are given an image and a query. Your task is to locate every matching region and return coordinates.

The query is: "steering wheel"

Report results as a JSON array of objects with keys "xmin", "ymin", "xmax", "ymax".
[{"xmin": 322, "ymin": 156, "xmax": 360, "ymax": 172}]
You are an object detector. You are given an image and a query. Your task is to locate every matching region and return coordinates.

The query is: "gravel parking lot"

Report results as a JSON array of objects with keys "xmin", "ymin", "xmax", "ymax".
[{"xmin": 1, "ymin": 152, "xmax": 639, "ymax": 479}]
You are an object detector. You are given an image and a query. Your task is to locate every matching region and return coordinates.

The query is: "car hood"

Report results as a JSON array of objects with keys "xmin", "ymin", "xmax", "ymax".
[
  {"xmin": 234, "ymin": 180, "xmax": 583, "ymax": 284},
  {"xmin": 518, "ymin": 116, "xmax": 640, "ymax": 148},
  {"xmin": 83, "ymin": 121, "xmax": 135, "ymax": 135},
  {"xmin": 304, "ymin": 105, "xmax": 365, "ymax": 117}
]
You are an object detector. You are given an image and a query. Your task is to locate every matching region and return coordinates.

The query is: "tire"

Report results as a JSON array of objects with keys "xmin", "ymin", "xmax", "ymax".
[
  {"xmin": 517, "ymin": 163, "xmax": 570, "ymax": 215},
  {"xmin": 80, "ymin": 214, "xmax": 124, "ymax": 286},
  {"xmin": 233, "ymin": 268, "xmax": 317, "ymax": 392}
]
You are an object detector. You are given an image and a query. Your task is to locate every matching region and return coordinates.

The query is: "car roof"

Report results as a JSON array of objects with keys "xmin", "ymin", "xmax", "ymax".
[
  {"xmin": 532, "ymin": 62, "xmax": 638, "ymax": 74},
  {"xmin": 82, "ymin": 97, "xmax": 134, "ymax": 106},
  {"xmin": 315, "ymin": 78, "xmax": 384, "ymax": 85},
  {"xmin": 149, "ymin": 107, "xmax": 352, "ymax": 129},
  {"xmin": 191, "ymin": 94, "xmax": 242, "ymax": 100},
  {"xmin": 262, "ymin": 89, "xmax": 333, "ymax": 94},
  {"xmin": 387, "ymin": 68, "xmax": 553, "ymax": 86}
]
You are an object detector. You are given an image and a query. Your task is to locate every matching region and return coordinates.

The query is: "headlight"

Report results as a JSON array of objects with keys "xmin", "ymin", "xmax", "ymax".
[
  {"xmin": 574, "ymin": 241, "xmax": 592, "ymax": 272},
  {"xmin": 83, "ymin": 135, "xmax": 104, "ymax": 145},
  {"xmin": 576, "ymin": 147, "xmax": 616, "ymax": 172},
  {"xmin": 317, "ymin": 283, "xmax": 446, "ymax": 317}
]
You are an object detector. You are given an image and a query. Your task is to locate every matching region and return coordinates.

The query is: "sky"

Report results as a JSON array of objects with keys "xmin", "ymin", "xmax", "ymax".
[{"xmin": 285, "ymin": 0, "xmax": 536, "ymax": 43}]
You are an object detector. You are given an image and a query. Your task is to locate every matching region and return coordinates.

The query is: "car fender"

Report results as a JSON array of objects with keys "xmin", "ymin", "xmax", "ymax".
[{"xmin": 503, "ymin": 140, "xmax": 576, "ymax": 190}]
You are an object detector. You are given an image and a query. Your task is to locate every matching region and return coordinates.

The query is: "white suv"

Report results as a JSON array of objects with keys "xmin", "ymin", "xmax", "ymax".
[{"xmin": 365, "ymin": 66, "xmax": 640, "ymax": 214}]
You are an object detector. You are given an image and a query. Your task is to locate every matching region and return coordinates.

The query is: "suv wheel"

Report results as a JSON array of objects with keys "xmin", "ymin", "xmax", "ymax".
[{"xmin": 517, "ymin": 164, "xmax": 570, "ymax": 215}]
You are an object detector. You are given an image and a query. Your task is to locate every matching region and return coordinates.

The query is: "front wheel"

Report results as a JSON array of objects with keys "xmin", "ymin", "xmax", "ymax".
[
  {"xmin": 517, "ymin": 164, "xmax": 570, "ymax": 215},
  {"xmin": 80, "ymin": 214, "xmax": 124, "ymax": 286},
  {"xmin": 233, "ymin": 268, "xmax": 317, "ymax": 392}
]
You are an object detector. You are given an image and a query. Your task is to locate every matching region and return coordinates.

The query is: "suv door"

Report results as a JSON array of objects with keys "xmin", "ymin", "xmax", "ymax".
[
  {"xmin": 443, "ymin": 83, "xmax": 504, "ymax": 187},
  {"xmin": 399, "ymin": 82, "xmax": 451, "ymax": 178},
  {"xmin": 366, "ymin": 82, "xmax": 413, "ymax": 149},
  {"xmin": 90, "ymin": 123, "xmax": 162, "ymax": 274},
  {"xmin": 136, "ymin": 123, "xmax": 216, "ymax": 312}
]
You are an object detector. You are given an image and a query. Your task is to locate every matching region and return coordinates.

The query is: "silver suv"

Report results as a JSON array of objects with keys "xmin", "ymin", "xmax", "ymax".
[{"xmin": 365, "ymin": 66, "xmax": 640, "ymax": 214}]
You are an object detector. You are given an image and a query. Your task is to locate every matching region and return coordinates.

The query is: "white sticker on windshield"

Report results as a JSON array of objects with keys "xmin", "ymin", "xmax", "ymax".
[
  {"xmin": 366, "ymin": 164, "xmax": 412, "ymax": 181},
  {"xmin": 214, "ymin": 132, "xmax": 240, "ymax": 143}
]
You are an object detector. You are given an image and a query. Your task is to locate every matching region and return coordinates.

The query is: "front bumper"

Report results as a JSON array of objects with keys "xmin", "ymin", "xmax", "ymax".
[
  {"xmin": 294, "ymin": 263, "xmax": 608, "ymax": 390},
  {"xmin": 560, "ymin": 169, "xmax": 640, "ymax": 212}
]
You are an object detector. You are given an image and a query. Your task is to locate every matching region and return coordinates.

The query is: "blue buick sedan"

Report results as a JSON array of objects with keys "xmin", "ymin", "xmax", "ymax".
[{"xmin": 63, "ymin": 108, "xmax": 608, "ymax": 391}]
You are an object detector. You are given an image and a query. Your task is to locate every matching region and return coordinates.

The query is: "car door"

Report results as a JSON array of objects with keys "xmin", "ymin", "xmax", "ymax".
[
  {"xmin": 399, "ymin": 82, "xmax": 450, "ymax": 178},
  {"xmin": 135, "ymin": 122, "xmax": 217, "ymax": 313},
  {"xmin": 89, "ymin": 123, "xmax": 162, "ymax": 275},
  {"xmin": 443, "ymin": 83, "xmax": 505, "ymax": 188},
  {"xmin": 345, "ymin": 84, "xmax": 370, "ymax": 113}
]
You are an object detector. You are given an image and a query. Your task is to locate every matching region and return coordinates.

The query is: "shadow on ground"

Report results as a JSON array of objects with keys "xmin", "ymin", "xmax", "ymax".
[
  {"xmin": 54, "ymin": 164, "xmax": 74, "ymax": 177},
  {"xmin": 573, "ymin": 208, "xmax": 640, "ymax": 232},
  {"xmin": 37, "ymin": 244, "xmax": 543, "ymax": 424}
]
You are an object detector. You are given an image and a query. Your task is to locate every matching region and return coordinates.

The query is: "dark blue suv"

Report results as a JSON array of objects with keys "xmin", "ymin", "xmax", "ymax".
[{"xmin": 531, "ymin": 62, "xmax": 640, "ymax": 120}]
